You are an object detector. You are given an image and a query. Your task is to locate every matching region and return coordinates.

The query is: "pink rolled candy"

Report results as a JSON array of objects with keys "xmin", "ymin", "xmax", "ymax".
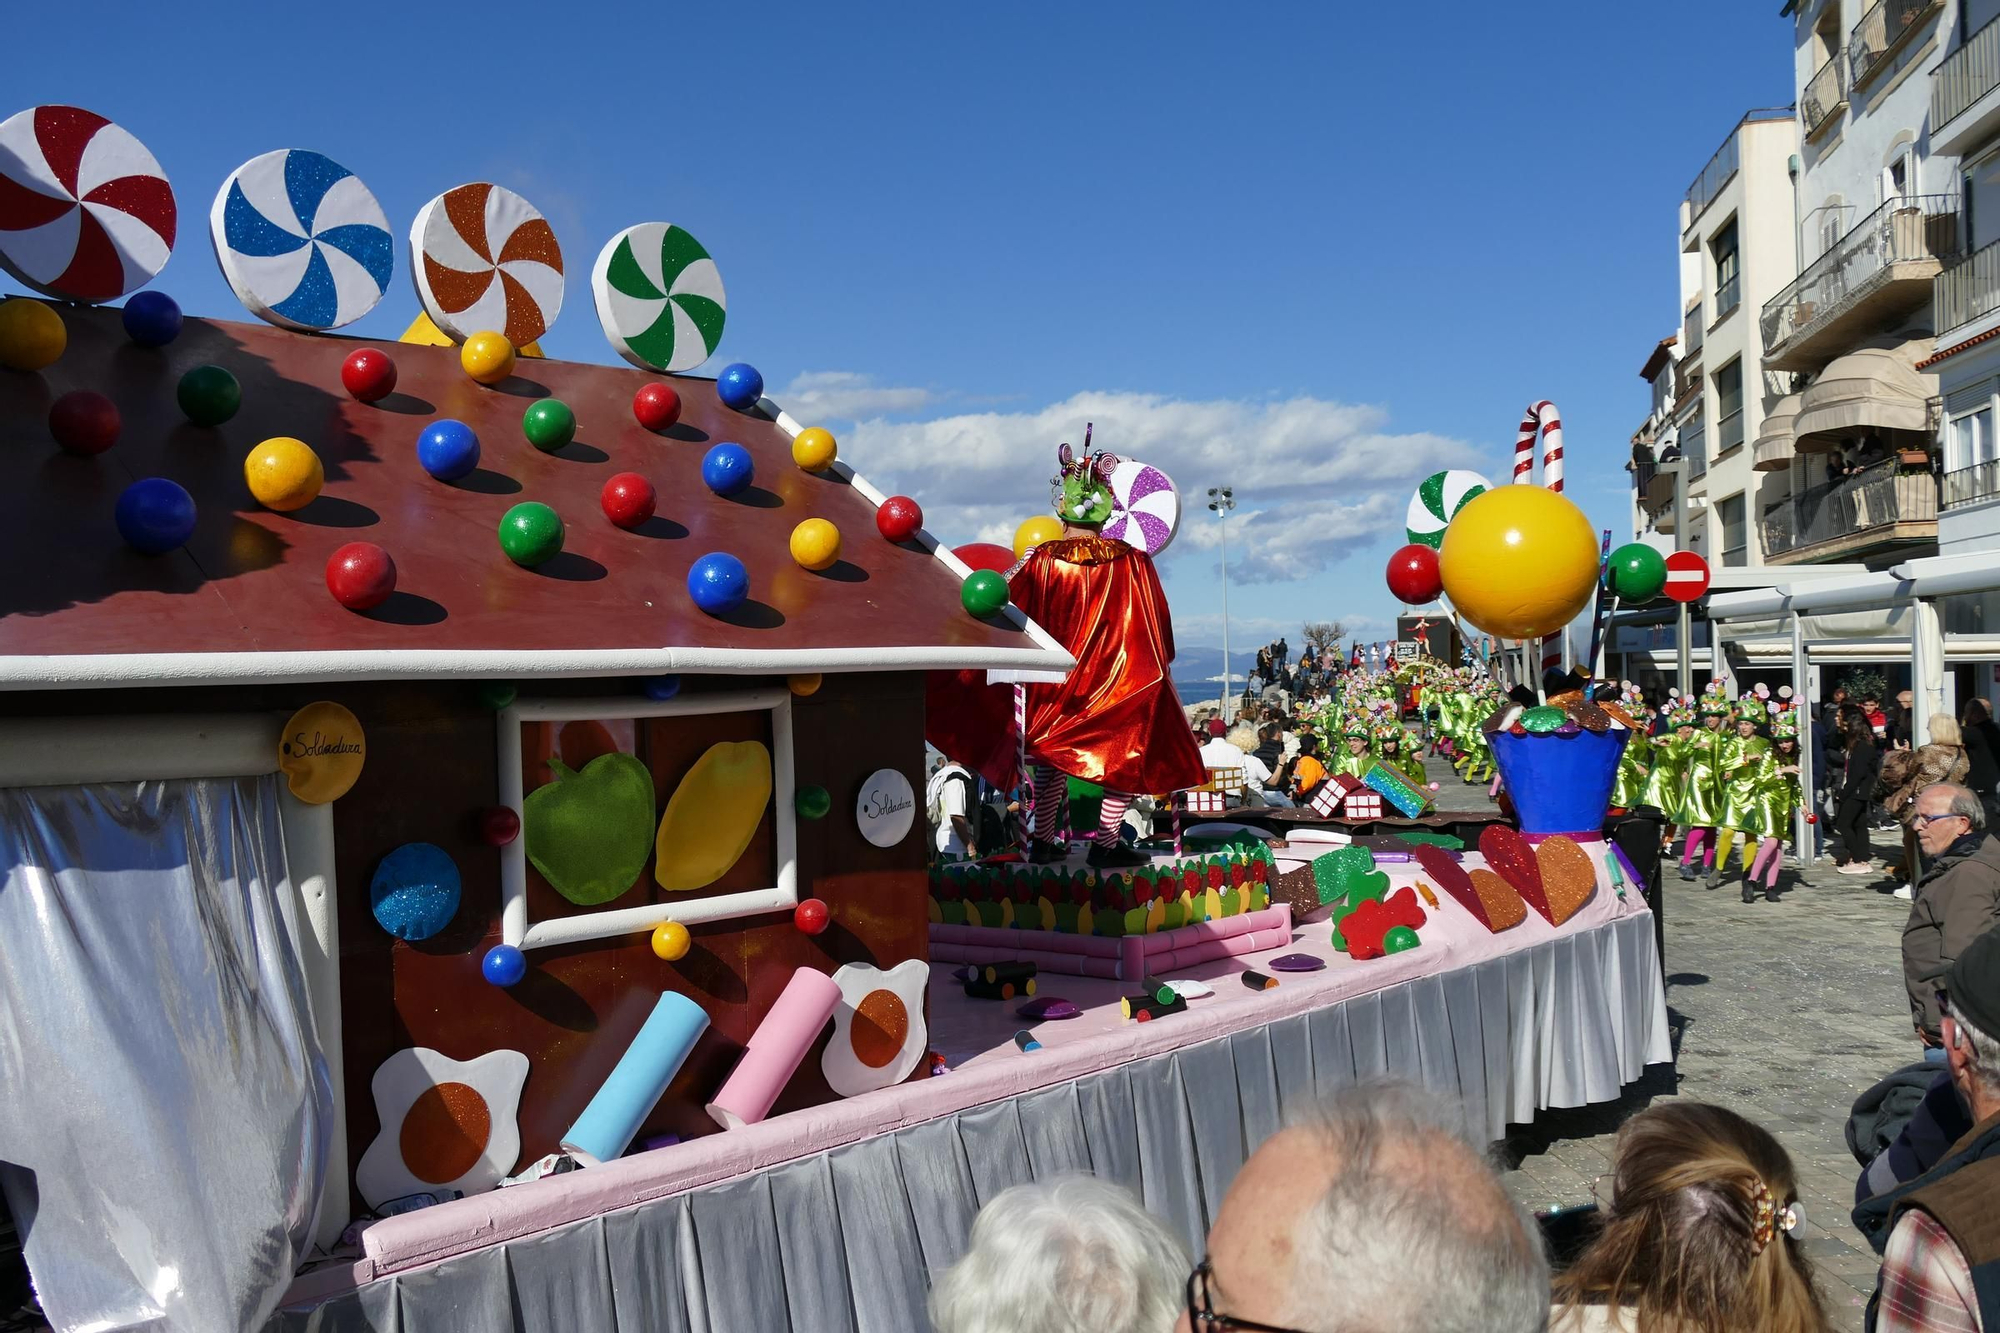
[{"xmin": 705, "ymin": 966, "xmax": 842, "ymax": 1130}]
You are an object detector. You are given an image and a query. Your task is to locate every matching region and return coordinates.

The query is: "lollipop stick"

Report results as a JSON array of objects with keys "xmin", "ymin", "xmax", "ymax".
[{"xmin": 1582, "ymin": 530, "xmax": 1612, "ymax": 692}]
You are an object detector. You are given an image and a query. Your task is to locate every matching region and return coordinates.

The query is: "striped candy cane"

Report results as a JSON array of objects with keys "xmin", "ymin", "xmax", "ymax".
[
  {"xmin": 1015, "ymin": 683, "xmax": 1030, "ymax": 838},
  {"xmin": 1514, "ymin": 400, "xmax": 1564, "ymax": 492}
]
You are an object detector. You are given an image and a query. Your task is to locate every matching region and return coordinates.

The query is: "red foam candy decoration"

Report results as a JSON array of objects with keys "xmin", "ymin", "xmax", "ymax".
[
  {"xmin": 325, "ymin": 541, "xmax": 397, "ymax": 611},
  {"xmin": 340, "ymin": 347, "xmax": 397, "ymax": 403},
  {"xmin": 794, "ymin": 897, "xmax": 830, "ymax": 935},
  {"xmin": 600, "ymin": 472, "xmax": 657, "ymax": 529},
  {"xmin": 953, "ymin": 542, "xmax": 1015, "ymax": 574},
  {"xmin": 633, "ymin": 382, "xmax": 681, "ymax": 432},
  {"xmin": 481, "ymin": 806, "xmax": 521, "ymax": 846},
  {"xmin": 1340, "ymin": 886, "xmax": 1427, "ymax": 960},
  {"xmin": 1385, "ymin": 542, "xmax": 1443, "ymax": 605},
  {"xmin": 48, "ymin": 390, "xmax": 119, "ymax": 455},
  {"xmin": 877, "ymin": 495, "xmax": 923, "ymax": 542}
]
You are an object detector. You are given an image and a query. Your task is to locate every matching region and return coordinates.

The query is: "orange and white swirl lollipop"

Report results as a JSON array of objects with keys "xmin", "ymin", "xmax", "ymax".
[{"xmin": 409, "ymin": 183, "xmax": 564, "ymax": 345}]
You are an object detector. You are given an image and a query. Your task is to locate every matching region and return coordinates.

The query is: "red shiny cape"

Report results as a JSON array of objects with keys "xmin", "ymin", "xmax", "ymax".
[{"xmin": 1009, "ymin": 536, "xmax": 1205, "ymax": 796}]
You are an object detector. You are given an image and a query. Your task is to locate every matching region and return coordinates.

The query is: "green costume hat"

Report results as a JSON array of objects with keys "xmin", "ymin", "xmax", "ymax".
[{"xmin": 1051, "ymin": 424, "xmax": 1117, "ymax": 525}]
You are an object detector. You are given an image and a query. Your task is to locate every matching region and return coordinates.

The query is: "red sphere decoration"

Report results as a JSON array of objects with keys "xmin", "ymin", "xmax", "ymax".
[
  {"xmin": 601, "ymin": 472, "xmax": 657, "ymax": 529},
  {"xmin": 633, "ymin": 382, "xmax": 682, "ymax": 432},
  {"xmin": 953, "ymin": 542, "xmax": 1016, "ymax": 574},
  {"xmin": 325, "ymin": 541, "xmax": 397, "ymax": 611},
  {"xmin": 48, "ymin": 390, "xmax": 120, "ymax": 455},
  {"xmin": 481, "ymin": 806, "xmax": 521, "ymax": 846},
  {"xmin": 1385, "ymin": 542, "xmax": 1444, "ymax": 605},
  {"xmin": 340, "ymin": 348, "xmax": 398, "ymax": 403},
  {"xmin": 1805, "ymin": 813, "xmax": 1818, "ymax": 824},
  {"xmin": 876, "ymin": 495, "xmax": 924, "ymax": 542},
  {"xmin": 794, "ymin": 897, "xmax": 830, "ymax": 935}
]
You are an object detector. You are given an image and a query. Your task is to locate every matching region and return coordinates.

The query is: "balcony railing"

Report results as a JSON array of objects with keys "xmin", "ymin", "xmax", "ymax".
[
  {"xmin": 1714, "ymin": 272, "xmax": 1741, "ymax": 321},
  {"xmin": 1943, "ymin": 459, "xmax": 2000, "ymax": 507},
  {"xmin": 1685, "ymin": 424, "xmax": 1709, "ymax": 483},
  {"xmin": 1761, "ymin": 193, "xmax": 1961, "ymax": 354},
  {"xmin": 1850, "ymin": 0, "xmax": 1943, "ymax": 90},
  {"xmin": 1762, "ymin": 459, "xmax": 1938, "ymax": 558},
  {"xmin": 1684, "ymin": 108, "xmax": 1795, "ymax": 225},
  {"xmin": 1718, "ymin": 408, "xmax": 1745, "ymax": 453},
  {"xmin": 1935, "ymin": 13, "xmax": 2000, "ymax": 131},
  {"xmin": 1804, "ymin": 56, "xmax": 1848, "ymax": 138},
  {"xmin": 1936, "ymin": 237, "xmax": 2000, "ymax": 336}
]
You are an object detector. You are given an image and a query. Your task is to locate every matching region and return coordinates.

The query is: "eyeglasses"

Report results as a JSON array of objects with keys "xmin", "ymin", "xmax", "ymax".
[
  {"xmin": 1915, "ymin": 811, "xmax": 1969, "ymax": 829},
  {"xmin": 1186, "ymin": 1258, "xmax": 1313, "ymax": 1333}
]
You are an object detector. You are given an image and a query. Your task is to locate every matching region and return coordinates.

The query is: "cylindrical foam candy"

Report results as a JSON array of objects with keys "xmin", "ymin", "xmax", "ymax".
[
  {"xmin": 705, "ymin": 967, "xmax": 841, "ymax": 1130},
  {"xmin": 562, "ymin": 992, "xmax": 710, "ymax": 1165}
]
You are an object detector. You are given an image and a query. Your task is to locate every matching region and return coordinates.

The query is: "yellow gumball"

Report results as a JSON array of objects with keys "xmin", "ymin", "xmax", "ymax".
[
  {"xmin": 1438, "ymin": 485, "xmax": 1601, "ymax": 641},
  {"xmin": 651, "ymin": 920, "xmax": 692, "ymax": 961},
  {"xmin": 789, "ymin": 517, "xmax": 842, "ymax": 570},
  {"xmin": 461, "ymin": 330, "xmax": 517, "ymax": 385},
  {"xmin": 788, "ymin": 673, "xmax": 822, "ymax": 696},
  {"xmin": 792, "ymin": 426, "xmax": 838, "ymax": 471},
  {"xmin": 1013, "ymin": 514, "xmax": 1065, "ymax": 559},
  {"xmin": 243, "ymin": 436, "xmax": 325, "ymax": 512},
  {"xmin": 0, "ymin": 297, "xmax": 65, "ymax": 371}
]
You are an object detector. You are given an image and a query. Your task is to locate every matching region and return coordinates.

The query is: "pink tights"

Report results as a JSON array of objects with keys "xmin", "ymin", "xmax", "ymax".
[
  {"xmin": 1748, "ymin": 836, "xmax": 1782, "ymax": 888},
  {"xmin": 1679, "ymin": 827, "xmax": 1716, "ymax": 867}
]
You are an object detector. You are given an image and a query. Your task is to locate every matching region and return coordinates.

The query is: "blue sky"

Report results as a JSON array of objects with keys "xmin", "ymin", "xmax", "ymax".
[{"xmin": 5, "ymin": 2, "xmax": 1793, "ymax": 656}]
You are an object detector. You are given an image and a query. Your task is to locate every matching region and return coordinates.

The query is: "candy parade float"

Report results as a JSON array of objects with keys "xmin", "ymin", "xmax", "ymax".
[{"xmin": 0, "ymin": 108, "xmax": 1668, "ymax": 1333}]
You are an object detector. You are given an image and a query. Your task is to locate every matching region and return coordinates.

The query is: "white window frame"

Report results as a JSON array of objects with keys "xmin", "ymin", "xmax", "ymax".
[
  {"xmin": 498, "ymin": 688, "xmax": 798, "ymax": 951},
  {"xmin": 1949, "ymin": 402, "xmax": 1995, "ymax": 472}
]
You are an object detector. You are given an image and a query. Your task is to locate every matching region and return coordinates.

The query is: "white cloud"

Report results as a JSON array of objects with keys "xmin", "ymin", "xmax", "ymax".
[
  {"xmin": 847, "ymin": 390, "xmax": 1488, "ymax": 585},
  {"xmin": 778, "ymin": 371, "xmax": 933, "ymax": 421}
]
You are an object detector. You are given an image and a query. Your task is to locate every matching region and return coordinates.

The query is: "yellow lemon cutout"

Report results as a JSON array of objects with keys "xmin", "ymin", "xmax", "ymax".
[
  {"xmin": 279, "ymin": 701, "xmax": 366, "ymax": 804},
  {"xmin": 654, "ymin": 740, "xmax": 773, "ymax": 890}
]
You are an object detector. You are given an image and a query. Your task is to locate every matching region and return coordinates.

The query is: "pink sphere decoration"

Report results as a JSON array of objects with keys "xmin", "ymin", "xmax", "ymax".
[
  {"xmin": 601, "ymin": 472, "xmax": 657, "ymax": 529},
  {"xmin": 1385, "ymin": 542, "xmax": 1444, "ymax": 605},
  {"xmin": 48, "ymin": 390, "xmax": 120, "ymax": 455},
  {"xmin": 340, "ymin": 348, "xmax": 398, "ymax": 403},
  {"xmin": 325, "ymin": 541, "xmax": 397, "ymax": 611},
  {"xmin": 633, "ymin": 382, "xmax": 681, "ymax": 432},
  {"xmin": 794, "ymin": 897, "xmax": 830, "ymax": 935},
  {"xmin": 877, "ymin": 495, "xmax": 923, "ymax": 542}
]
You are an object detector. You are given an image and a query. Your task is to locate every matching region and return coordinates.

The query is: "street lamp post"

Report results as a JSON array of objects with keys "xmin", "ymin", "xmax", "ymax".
[
  {"xmin": 1208, "ymin": 486, "xmax": 1236, "ymax": 724},
  {"xmin": 1654, "ymin": 459, "xmax": 1693, "ymax": 699}
]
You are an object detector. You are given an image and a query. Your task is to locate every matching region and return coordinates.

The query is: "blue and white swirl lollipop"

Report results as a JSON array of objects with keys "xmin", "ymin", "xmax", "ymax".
[{"xmin": 210, "ymin": 149, "xmax": 393, "ymax": 331}]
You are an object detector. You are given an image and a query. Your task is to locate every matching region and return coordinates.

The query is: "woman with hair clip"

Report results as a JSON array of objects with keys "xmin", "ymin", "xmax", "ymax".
[{"xmin": 1551, "ymin": 1102, "xmax": 1832, "ymax": 1333}]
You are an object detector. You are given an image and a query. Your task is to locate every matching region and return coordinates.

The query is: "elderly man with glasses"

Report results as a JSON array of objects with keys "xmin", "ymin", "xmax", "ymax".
[{"xmin": 1904, "ymin": 784, "xmax": 2000, "ymax": 1058}]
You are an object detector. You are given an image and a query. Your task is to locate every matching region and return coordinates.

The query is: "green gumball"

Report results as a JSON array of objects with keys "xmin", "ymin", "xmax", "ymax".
[
  {"xmin": 962, "ymin": 569, "xmax": 1009, "ymax": 617},
  {"xmin": 1383, "ymin": 926, "xmax": 1422, "ymax": 954},
  {"xmin": 1607, "ymin": 542, "xmax": 1668, "ymax": 603},
  {"xmin": 177, "ymin": 364, "xmax": 241, "ymax": 427},
  {"xmin": 523, "ymin": 398, "xmax": 576, "ymax": 452},
  {"xmin": 476, "ymin": 681, "xmax": 518, "ymax": 710},
  {"xmin": 795, "ymin": 784, "xmax": 832, "ymax": 819},
  {"xmin": 499, "ymin": 502, "xmax": 564, "ymax": 567}
]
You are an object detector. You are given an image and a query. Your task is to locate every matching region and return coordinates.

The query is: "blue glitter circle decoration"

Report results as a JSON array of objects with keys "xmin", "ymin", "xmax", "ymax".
[
  {"xmin": 212, "ymin": 148, "xmax": 394, "ymax": 331},
  {"xmin": 370, "ymin": 842, "xmax": 462, "ymax": 941}
]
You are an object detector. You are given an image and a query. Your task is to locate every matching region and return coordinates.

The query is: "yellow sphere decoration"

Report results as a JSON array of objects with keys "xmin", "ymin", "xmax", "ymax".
[
  {"xmin": 1013, "ymin": 514, "xmax": 1065, "ymax": 559},
  {"xmin": 789, "ymin": 518, "xmax": 842, "ymax": 571},
  {"xmin": 651, "ymin": 920, "xmax": 692, "ymax": 961},
  {"xmin": 1438, "ymin": 485, "xmax": 1601, "ymax": 641},
  {"xmin": 243, "ymin": 436, "xmax": 325, "ymax": 512},
  {"xmin": 792, "ymin": 426, "xmax": 838, "ymax": 471},
  {"xmin": 788, "ymin": 673, "xmax": 822, "ymax": 696},
  {"xmin": 0, "ymin": 298, "xmax": 65, "ymax": 371},
  {"xmin": 460, "ymin": 330, "xmax": 517, "ymax": 385}
]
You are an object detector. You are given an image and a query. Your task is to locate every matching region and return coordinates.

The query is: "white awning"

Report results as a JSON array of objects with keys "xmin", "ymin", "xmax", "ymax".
[
  {"xmin": 1752, "ymin": 392, "xmax": 1800, "ymax": 472},
  {"xmin": 1792, "ymin": 340, "xmax": 1937, "ymax": 452}
]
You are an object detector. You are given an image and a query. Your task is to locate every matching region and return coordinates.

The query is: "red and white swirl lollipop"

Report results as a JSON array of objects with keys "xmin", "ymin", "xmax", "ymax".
[
  {"xmin": 0, "ymin": 105, "xmax": 176, "ymax": 302},
  {"xmin": 410, "ymin": 183, "xmax": 564, "ymax": 345},
  {"xmin": 1101, "ymin": 458, "xmax": 1180, "ymax": 556}
]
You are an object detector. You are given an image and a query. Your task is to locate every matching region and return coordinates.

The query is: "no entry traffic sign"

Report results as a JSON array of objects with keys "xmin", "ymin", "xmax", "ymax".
[{"xmin": 1663, "ymin": 550, "xmax": 1711, "ymax": 603}]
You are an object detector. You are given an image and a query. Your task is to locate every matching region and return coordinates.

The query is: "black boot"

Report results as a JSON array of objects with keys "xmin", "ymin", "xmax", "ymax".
[
  {"xmin": 1026, "ymin": 839, "xmax": 1069, "ymax": 865},
  {"xmin": 1741, "ymin": 874, "xmax": 1757, "ymax": 904},
  {"xmin": 1765, "ymin": 879, "xmax": 1781, "ymax": 903},
  {"xmin": 1086, "ymin": 840, "xmax": 1147, "ymax": 869},
  {"xmin": 1678, "ymin": 861, "xmax": 1697, "ymax": 882},
  {"xmin": 1704, "ymin": 861, "xmax": 1720, "ymax": 890}
]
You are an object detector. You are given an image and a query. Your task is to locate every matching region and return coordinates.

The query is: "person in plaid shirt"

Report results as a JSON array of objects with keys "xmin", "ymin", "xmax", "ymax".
[{"xmin": 1864, "ymin": 926, "xmax": 2000, "ymax": 1332}]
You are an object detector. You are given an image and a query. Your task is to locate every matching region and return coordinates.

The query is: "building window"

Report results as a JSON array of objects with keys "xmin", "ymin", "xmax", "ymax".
[
  {"xmin": 1712, "ymin": 219, "xmax": 1741, "ymax": 319},
  {"xmin": 1950, "ymin": 406, "xmax": 1996, "ymax": 472},
  {"xmin": 1717, "ymin": 493, "xmax": 1747, "ymax": 567},
  {"xmin": 1715, "ymin": 358, "xmax": 1744, "ymax": 452}
]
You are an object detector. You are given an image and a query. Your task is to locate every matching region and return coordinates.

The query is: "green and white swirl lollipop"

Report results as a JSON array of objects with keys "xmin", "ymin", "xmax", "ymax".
[{"xmin": 592, "ymin": 222, "xmax": 726, "ymax": 372}]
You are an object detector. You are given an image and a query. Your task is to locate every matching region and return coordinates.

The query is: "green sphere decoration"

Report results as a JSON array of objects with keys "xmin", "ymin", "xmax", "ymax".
[
  {"xmin": 522, "ymin": 398, "xmax": 577, "ymax": 453},
  {"xmin": 1382, "ymin": 926, "xmax": 1421, "ymax": 954},
  {"xmin": 795, "ymin": 784, "xmax": 832, "ymax": 820},
  {"xmin": 177, "ymin": 364, "xmax": 241, "ymax": 426},
  {"xmin": 1607, "ymin": 541, "xmax": 1669, "ymax": 604},
  {"xmin": 961, "ymin": 569, "xmax": 1009, "ymax": 618},
  {"xmin": 476, "ymin": 681, "xmax": 519, "ymax": 711},
  {"xmin": 499, "ymin": 502, "xmax": 565, "ymax": 567}
]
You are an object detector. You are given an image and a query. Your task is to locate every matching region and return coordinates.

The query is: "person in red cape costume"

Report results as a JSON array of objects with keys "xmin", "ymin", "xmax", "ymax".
[{"xmin": 1006, "ymin": 428, "xmax": 1206, "ymax": 868}]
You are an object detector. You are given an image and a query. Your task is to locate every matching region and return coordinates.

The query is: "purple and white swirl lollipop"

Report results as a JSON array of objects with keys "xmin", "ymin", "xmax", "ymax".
[{"xmin": 1100, "ymin": 459, "xmax": 1180, "ymax": 556}]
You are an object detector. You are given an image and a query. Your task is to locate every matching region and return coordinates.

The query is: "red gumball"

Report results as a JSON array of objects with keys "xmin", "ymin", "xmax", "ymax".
[
  {"xmin": 877, "ymin": 495, "xmax": 924, "ymax": 542},
  {"xmin": 601, "ymin": 472, "xmax": 657, "ymax": 529},
  {"xmin": 794, "ymin": 897, "xmax": 830, "ymax": 935},
  {"xmin": 325, "ymin": 541, "xmax": 397, "ymax": 611},
  {"xmin": 48, "ymin": 390, "xmax": 120, "ymax": 455},
  {"xmin": 633, "ymin": 382, "xmax": 682, "ymax": 432},
  {"xmin": 481, "ymin": 806, "xmax": 521, "ymax": 846},
  {"xmin": 1385, "ymin": 542, "xmax": 1444, "ymax": 605},
  {"xmin": 953, "ymin": 542, "xmax": 1015, "ymax": 574},
  {"xmin": 340, "ymin": 348, "xmax": 397, "ymax": 403}
]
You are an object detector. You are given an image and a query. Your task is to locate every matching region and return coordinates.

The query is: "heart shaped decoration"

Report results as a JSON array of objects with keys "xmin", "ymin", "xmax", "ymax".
[
  {"xmin": 1479, "ymin": 825, "xmax": 1543, "ymax": 901},
  {"xmin": 1414, "ymin": 842, "xmax": 1524, "ymax": 932},
  {"xmin": 1530, "ymin": 835, "xmax": 1599, "ymax": 926}
]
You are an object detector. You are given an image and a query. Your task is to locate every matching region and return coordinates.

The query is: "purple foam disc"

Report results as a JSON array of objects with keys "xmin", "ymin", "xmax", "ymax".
[
  {"xmin": 1267, "ymin": 953, "xmax": 1327, "ymax": 973},
  {"xmin": 1017, "ymin": 996, "xmax": 1081, "ymax": 1020}
]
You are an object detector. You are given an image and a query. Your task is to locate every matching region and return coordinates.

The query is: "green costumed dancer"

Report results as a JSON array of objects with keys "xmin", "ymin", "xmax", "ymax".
[
  {"xmin": 1715, "ymin": 694, "xmax": 1774, "ymax": 876},
  {"xmin": 1740, "ymin": 702, "xmax": 1804, "ymax": 902},
  {"xmin": 1674, "ymin": 683, "xmax": 1732, "ymax": 882}
]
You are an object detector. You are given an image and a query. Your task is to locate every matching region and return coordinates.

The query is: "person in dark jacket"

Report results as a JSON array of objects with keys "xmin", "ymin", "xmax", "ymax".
[
  {"xmin": 1903, "ymin": 784, "xmax": 2000, "ymax": 1048},
  {"xmin": 1810, "ymin": 713, "xmax": 1831, "ymax": 858},
  {"xmin": 1963, "ymin": 698, "xmax": 2000, "ymax": 825},
  {"xmin": 1833, "ymin": 710, "xmax": 1884, "ymax": 873}
]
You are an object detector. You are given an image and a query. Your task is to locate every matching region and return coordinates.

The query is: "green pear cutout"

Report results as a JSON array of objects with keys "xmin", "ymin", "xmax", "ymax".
[{"xmin": 525, "ymin": 752, "xmax": 656, "ymax": 905}]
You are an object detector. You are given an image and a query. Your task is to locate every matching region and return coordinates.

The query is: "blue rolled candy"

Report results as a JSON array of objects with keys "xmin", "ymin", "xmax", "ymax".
[
  {"xmin": 417, "ymin": 419, "xmax": 480, "ymax": 481},
  {"xmin": 701, "ymin": 442, "xmax": 754, "ymax": 497},
  {"xmin": 114, "ymin": 478, "xmax": 197, "ymax": 554},
  {"xmin": 121, "ymin": 291, "xmax": 183, "ymax": 346},
  {"xmin": 716, "ymin": 363, "xmax": 763, "ymax": 411},
  {"xmin": 688, "ymin": 552, "xmax": 749, "ymax": 616}
]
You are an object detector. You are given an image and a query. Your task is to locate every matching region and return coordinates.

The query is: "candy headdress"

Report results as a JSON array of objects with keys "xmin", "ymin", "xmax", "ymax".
[
  {"xmin": 1771, "ymin": 709, "xmax": 1799, "ymax": 742},
  {"xmin": 1699, "ymin": 682, "xmax": 1732, "ymax": 717},
  {"xmin": 1342, "ymin": 715, "xmax": 1370, "ymax": 740},
  {"xmin": 1051, "ymin": 424, "xmax": 1119, "ymax": 525}
]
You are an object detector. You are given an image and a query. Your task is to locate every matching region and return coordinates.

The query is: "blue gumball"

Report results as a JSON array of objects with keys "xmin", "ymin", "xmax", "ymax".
[
  {"xmin": 701, "ymin": 442, "xmax": 755, "ymax": 497},
  {"xmin": 643, "ymin": 674, "xmax": 682, "ymax": 701},
  {"xmin": 370, "ymin": 842, "xmax": 462, "ymax": 941},
  {"xmin": 417, "ymin": 418, "xmax": 481, "ymax": 481},
  {"xmin": 121, "ymin": 291, "xmax": 182, "ymax": 347},
  {"xmin": 688, "ymin": 552, "xmax": 749, "ymax": 616},
  {"xmin": 114, "ymin": 478, "xmax": 197, "ymax": 554},
  {"xmin": 482, "ymin": 944, "xmax": 527, "ymax": 988},
  {"xmin": 716, "ymin": 363, "xmax": 764, "ymax": 411}
]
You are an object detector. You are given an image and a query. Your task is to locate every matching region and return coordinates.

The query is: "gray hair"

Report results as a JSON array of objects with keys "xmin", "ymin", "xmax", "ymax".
[
  {"xmin": 1950, "ymin": 1005, "xmax": 2000, "ymax": 1099},
  {"xmin": 1280, "ymin": 1085, "xmax": 1549, "ymax": 1333},
  {"xmin": 1920, "ymin": 782, "xmax": 1987, "ymax": 832},
  {"xmin": 928, "ymin": 1176, "xmax": 1188, "ymax": 1333}
]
